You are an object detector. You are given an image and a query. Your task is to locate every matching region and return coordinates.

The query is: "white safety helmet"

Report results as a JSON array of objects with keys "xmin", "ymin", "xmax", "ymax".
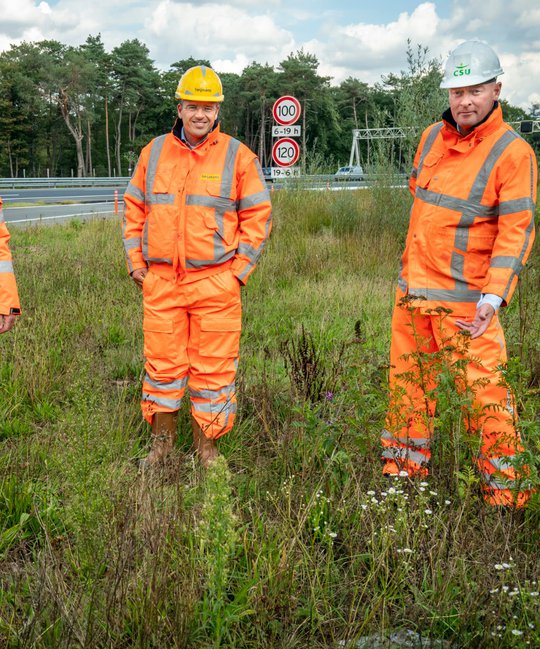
[{"xmin": 440, "ymin": 41, "xmax": 503, "ymax": 89}]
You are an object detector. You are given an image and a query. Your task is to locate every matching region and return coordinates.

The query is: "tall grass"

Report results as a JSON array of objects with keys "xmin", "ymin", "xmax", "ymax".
[{"xmin": 0, "ymin": 186, "xmax": 539, "ymax": 648}]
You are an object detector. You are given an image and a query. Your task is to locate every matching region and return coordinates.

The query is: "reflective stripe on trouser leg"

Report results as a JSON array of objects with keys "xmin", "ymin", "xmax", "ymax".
[
  {"xmin": 383, "ymin": 299, "xmax": 437, "ymax": 475},
  {"xmin": 141, "ymin": 271, "xmax": 190, "ymax": 423},
  {"xmin": 187, "ymin": 270, "xmax": 242, "ymax": 439},
  {"xmin": 450, "ymin": 314, "xmax": 530, "ymax": 506}
]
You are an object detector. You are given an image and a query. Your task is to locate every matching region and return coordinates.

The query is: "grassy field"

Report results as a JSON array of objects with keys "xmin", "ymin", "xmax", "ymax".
[{"xmin": 0, "ymin": 186, "xmax": 539, "ymax": 648}]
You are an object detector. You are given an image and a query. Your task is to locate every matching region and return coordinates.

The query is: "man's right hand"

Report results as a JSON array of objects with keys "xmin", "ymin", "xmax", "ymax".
[
  {"xmin": 0, "ymin": 314, "xmax": 16, "ymax": 334},
  {"xmin": 131, "ymin": 268, "xmax": 148, "ymax": 288}
]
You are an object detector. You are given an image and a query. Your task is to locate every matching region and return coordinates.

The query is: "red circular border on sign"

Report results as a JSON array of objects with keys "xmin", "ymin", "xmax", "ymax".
[
  {"xmin": 272, "ymin": 95, "xmax": 302, "ymax": 126},
  {"xmin": 272, "ymin": 137, "xmax": 300, "ymax": 167}
]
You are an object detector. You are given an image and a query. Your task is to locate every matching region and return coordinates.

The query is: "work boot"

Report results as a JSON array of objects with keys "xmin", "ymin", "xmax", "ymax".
[
  {"xmin": 139, "ymin": 411, "xmax": 178, "ymax": 470},
  {"xmin": 192, "ymin": 418, "xmax": 219, "ymax": 468}
]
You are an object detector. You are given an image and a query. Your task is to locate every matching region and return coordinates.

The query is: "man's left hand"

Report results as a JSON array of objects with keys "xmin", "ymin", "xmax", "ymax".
[{"xmin": 456, "ymin": 304, "xmax": 495, "ymax": 340}]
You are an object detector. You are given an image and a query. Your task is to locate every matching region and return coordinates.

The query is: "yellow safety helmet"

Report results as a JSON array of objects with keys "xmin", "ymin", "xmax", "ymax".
[{"xmin": 174, "ymin": 65, "xmax": 224, "ymax": 102}]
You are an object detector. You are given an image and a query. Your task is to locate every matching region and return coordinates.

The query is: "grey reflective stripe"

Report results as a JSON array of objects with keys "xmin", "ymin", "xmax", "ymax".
[
  {"xmin": 409, "ymin": 287, "xmax": 481, "ymax": 303},
  {"xmin": 146, "ymin": 193, "xmax": 175, "ymax": 205},
  {"xmin": 0, "ymin": 208, "xmax": 4, "ymax": 223},
  {"xmin": 410, "ymin": 166, "xmax": 417, "ymax": 179},
  {"xmin": 415, "ymin": 188, "xmax": 498, "ymax": 220},
  {"xmin": 0, "ymin": 261, "xmax": 14, "ymax": 273},
  {"xmin": 125, "ymin": 182, "xmax": 145, "ymax": 203},
  {"xmin": 186, "ymin": 248, "xmax": 236, "ymax": 269},
  {"xmin": 221, "ymin": 138, "xmax": 241, "ymax": 196},
  {"xmin": 123, "ymin": 237, "xmax": 140, "ymax": 252},
  {"xmin": 146, "ymin": 256, "xmax": 173, "ymax": 264},
  {"xmin": 144, "ymin": 374, "xmax": 187, "ymax": 392},
  {"xmin": 185, "ymin": 195, "xmax": 237, "ymax": 209},
  {"xmin": 490, "ymin": 256, "xmax": 523, "ymax": 272},
  {"xmin": 416, "ymin": 123, "xmax": 443, "ymax": 177},
  {"xmin": 237, "ymin": 242, "xmax": 261, "ymax": 263},
  {"xmin": 478, "ymin": 455, "xmax": 518, "ymax": 472},
  {"xmin": 481, "ymin": 472, "xmax": 514, "ymax": 490},
  {"xmin": 381, "ymin": 429, "xmax": 430, "ymax": 448},
  {"xmin": 397, "ymin": 259, "xmax": 407, "ymax": 291},
  {"xmin": 142, "ymin": 393, "xmax": 182, "ymax": 410},
  {"xmin": 498, "ymin": 197, "xmax": 535, "ymax": 215},
  {"xmin": 237, "ymin": 189, "xmax": 270, "ymax": 211},
  {"xmin": 382, "ymin": 447, "xmax": 428, "ymax": 465},
  {"xmin": 142, "ymin": 220, "xmax": 149, "ymax": 260},
  {"xmin": 192, "ymin": 399, "xmax": 237, "ymax": 415},
  {"xmin": 190, "ymin": 384, "xmax": 235, "ymax": 400},
  {"xmin": 146, "ymin": 134, "xmax": 167, "ymax": 198}
]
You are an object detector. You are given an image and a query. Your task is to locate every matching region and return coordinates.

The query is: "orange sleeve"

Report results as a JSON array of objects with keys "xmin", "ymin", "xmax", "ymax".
[
  {"xmin": 230, "ymin": 153, "xmax": 272, "ymax": 285},
  {"xmin": 0, "ymin": 198, "xmax": 21, "ymax": 315}
]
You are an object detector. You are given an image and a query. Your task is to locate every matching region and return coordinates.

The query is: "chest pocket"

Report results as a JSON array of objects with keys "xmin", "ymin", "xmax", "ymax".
[
  {"xmin": 203, "ymin": 182, "xmax": 238, "ymax": 246},
  {"xmin": 416, "ymin": 151, "xmax": 443, "ymax": 190}
]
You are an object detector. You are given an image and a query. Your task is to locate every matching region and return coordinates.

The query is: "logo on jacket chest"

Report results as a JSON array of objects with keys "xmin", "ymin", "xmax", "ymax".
[{"xmin": 200, "ymin": 173, "xmax": 221, "ymax": 182}]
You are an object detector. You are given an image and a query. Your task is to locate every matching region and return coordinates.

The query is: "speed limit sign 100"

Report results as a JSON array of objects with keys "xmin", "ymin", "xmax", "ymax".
[
  {"xmin": 272, "ymin": 96, "xmax": 302, "ymax": 126},
  {"xmin": 272, "ymin": 137, "xmax": 300, "ymax": 167}
]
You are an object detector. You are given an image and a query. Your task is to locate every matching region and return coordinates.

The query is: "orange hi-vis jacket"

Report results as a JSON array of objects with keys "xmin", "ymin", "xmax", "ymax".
[
  {"xmin": 122, "ymin": 121, "xmax": 272, "ymax": 285},
  {"xmin": 398, "ymin": 104, "xmax": 537, "ymax": 313},
  {"xmin": 0, "ymin": 198, "xmax": 21, "ymax": 316}
]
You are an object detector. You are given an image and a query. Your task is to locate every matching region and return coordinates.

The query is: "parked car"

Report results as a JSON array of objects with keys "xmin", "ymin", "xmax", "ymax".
[
  {"xmin": 262, "ymin": 167, "xmax": 273, "ymax": 182},
  {"xmin": 334, "ymin": 165, "xmax": 364, "ymax": 181}
]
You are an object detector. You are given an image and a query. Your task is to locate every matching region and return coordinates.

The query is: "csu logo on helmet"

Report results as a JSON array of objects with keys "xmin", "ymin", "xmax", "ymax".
[{"xmin": 453, "ymin": 63, "xmax": 471, "ymax": 78}]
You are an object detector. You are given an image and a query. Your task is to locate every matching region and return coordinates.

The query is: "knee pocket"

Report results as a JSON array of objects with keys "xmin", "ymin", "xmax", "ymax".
[{"xmin": 199, "ymin": 317, "xmax": 241, "ymax": 358}]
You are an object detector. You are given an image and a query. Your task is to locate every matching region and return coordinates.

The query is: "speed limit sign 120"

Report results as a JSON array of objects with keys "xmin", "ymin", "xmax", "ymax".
[
  {"xmin": 272, "ymin": 96, "xmax": 302, "ymax": 126},
  {"xmin": 272, "ymin": 137, "xmax": 300, "ymax": 167}
]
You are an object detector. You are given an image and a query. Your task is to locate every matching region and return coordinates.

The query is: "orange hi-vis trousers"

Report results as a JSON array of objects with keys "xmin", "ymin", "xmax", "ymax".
[
  {"xmin": 141, "ymin": 268, "xmax": 241, "ymax": 439},
  {"xmin": 382, "ymin": 300, "xmax": 530, "ymax": 507}
]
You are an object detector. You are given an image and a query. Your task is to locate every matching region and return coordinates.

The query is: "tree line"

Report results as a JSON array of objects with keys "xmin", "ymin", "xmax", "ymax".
[{"xmin": 0, "ymin": 36, "xmax": 538, "ymax": 178}]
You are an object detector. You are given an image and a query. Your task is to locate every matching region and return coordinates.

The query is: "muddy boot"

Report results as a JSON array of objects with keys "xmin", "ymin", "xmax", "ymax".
[
  {"xmin": 192, "ymin": 418, "xmax": 219, "ymax": 468},
  {"xmin": 139, "ymin": 411, "xmax": 178, "ymax": 470}
]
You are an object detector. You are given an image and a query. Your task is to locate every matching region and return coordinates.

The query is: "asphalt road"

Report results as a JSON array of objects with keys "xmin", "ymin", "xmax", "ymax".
[{"xmin": 1, "ymin": 187, "xmax": 126, "ymax": 225}]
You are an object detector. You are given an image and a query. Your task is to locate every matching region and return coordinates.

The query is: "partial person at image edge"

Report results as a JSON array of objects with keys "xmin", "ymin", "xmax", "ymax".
[{"xmin": 0, "ymin": 197, "xmax": 21, "ymax": 334}]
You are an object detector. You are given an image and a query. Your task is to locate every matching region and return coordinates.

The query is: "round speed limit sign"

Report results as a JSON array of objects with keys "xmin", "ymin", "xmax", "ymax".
[
  {"xmin": 272, "ymin": 137, "xmax": 300, "ymax": 167},
  {"xmin": 272, "ymin": 96, "xmax": 302, "ymax": 126}
]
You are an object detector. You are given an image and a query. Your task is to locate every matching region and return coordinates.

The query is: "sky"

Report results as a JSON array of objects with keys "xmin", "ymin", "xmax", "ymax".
[{"xmin": 0, "ymin": 0, "xmax": 539, "ymax": 109}]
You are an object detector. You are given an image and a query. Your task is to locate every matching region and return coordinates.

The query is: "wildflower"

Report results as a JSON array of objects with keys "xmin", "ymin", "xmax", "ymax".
[
  {"xmin": 325, "ymin": 391, "xmax": 334, "ymax": 401},
  {"xmin": 529, "ymin": 592, "xmax": 539, "ymax": 597},
  {"xmin": 328, "ymin": 531, "xmax": 337, "ymax": 539},
  {"xmin": 424, "ymin": 509, "xmax": 433, "ymax": 515},
  {"xmin": 367, "ymin": 490, "xmax": 376, "ymax": 496},
  {"xmin": 490, "ymin": 588, "xmax": 499, "ymax": 594},
  {"xmin": 502, "ymin": 586, "xmax": 509, "ymax": 592},
  {"xmin": 420, "ymin": 481, "xmax": 429, "ymax": 486},
  {"xmin": 398, "ymin": 470, "xmax": 408, "ymax": 477},
  {"xmin": 444, "ymin": 500, "xmax": 451, "ymax": 505},
  {"xmin": 494, "ymin": 564, "xmax": 504, "ymax": 570},
  {"xmin": 388, "ymin": 487, "xmax": 396, "ymax": 494},
  {"xmin": 429, "ymin": 490, "xmax": 438, "ymax": 496},
  {"xmin": 419, "ymin": 487, "xmax": 426, "ymax": 492},
  {"xmin": 361, "ymin": 504, "xmax": 368, "ymax": 510},
  {"xmin": 511, "ymin": 630, "xmax": 523, "ymax": 636},
  {"xmin": 502, "ymin": 562, "xmax": 512, "ymax": 569}
]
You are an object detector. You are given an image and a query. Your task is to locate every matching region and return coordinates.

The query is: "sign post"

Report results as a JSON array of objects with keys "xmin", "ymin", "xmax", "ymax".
[{"xmin": 271, "ymin": 95, "xmax": 302, "ymax": 179}]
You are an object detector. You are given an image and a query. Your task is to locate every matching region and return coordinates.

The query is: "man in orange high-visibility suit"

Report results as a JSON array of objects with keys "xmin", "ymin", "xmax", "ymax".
[
  {"xmin": 382, "ymin": 41, "xmax": 537, "ymax": 507},
  {"xmin": 0, "ymin": 198, "xmax": 21, "ymax": 333},
  {"xmin": 123, "ymin": 66, "xmax": 272, "ymax": 469}
]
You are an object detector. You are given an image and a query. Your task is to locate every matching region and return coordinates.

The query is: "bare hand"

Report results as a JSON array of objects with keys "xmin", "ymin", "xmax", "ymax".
[
  {"xmin": 456, "ymin": 304, "xmax": 495, "ymax": 340},
  {"xmin": 131, "ymin": 268, "xmax": 148, "ymax": 288},
  {"xmin": 0, "ymin": 314, "xmax": 16, "ymax": 334}
]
